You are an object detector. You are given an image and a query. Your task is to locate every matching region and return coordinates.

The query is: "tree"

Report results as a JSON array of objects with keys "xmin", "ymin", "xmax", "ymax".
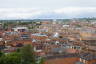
[
  {"xmin": 0, "ymin": 45, "xmax": 45, "ymax": 64},
  {"xmin": 3, "ymin": 23, "xmax": 8, "ymax": 30},
  {"xmin": 0, "ymin": 52, "xmax": 21, "ymax": 64},
  {"xmin": 21, "ymin": 44, "xmax": 36, "ymax": 64},
  {"xmin": 38, "ymin": 57, "xmax": 45, "ymax": 64},
  {"xmin": 0, "ymin": 51, "xmax": 4, "ymax": 57}
]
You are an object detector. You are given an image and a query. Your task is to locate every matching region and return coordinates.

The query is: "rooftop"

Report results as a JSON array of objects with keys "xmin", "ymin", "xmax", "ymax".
[{"xmin": 32, "ymin": 33, "xmax": 47, "ymax": 37}]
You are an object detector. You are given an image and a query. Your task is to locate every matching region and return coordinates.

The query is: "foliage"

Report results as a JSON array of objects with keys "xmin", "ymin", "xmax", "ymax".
[
  {"xmin": 0, "ymin": 52, "xmax": 21, "ymax": 64},
  {"xmin": 21, "ymin": 44, "xmax": 36, "ymax": 64},
  {"xmin": 0, "ymin": 45, "xmax": 45, "ymax": 64},
  {"xmin": 0, "ymin": 51, "xmax": 4, "ymax": 57},
  {"xmin": 38, "ymin": 57, "xmax": 45, "ymax": 64}
]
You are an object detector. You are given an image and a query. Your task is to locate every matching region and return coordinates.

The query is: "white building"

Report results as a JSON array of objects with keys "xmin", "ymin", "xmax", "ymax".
[{"xmin": 12, "ymin": 27, "xmax": 28, "ymax": 32}]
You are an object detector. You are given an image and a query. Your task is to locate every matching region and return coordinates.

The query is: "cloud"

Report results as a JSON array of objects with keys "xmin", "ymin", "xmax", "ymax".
[
  {"xmin": 0, "ymin": 8, "xmax": 43, "ymax": 19},
  {"xmin": 0, "ymin": 7, "xmax": 96, "ymax": 19},
  {"xmin": 53, "ymin": 7, "xmax": 96, "ymax": 18},
  {"xmin": 54, "ymin": 7, "xmax": 96, "ymax": 14}
]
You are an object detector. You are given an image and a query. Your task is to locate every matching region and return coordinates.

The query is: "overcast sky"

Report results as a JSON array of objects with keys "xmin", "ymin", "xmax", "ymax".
[
  {"xmin": 0, "ymin": 0, "xmax": 96, "ymax": 9},
  {"xmin": 0, "ymin": 0, "xmax": 96, "ymax": 19}
]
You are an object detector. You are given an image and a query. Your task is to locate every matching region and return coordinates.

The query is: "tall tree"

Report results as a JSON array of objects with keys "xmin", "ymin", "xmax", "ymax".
[{"xmin": 21, "ymin": 44, "xmax": 36, "ymax": 64}]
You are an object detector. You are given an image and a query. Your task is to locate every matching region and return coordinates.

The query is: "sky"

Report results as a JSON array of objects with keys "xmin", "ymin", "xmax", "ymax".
[{"xmin": 0, "ymin": 0, "xmax": 96, "ymax": 19}]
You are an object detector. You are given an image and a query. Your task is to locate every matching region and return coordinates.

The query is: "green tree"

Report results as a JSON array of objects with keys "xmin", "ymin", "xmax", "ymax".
[
  {"xmin": 21, "ymin": 44, "xmax": 36, "ymax": 64},
  {"xmin": 0, "ymin": 51, "xmax": 4, "ymax": 57},
  {"xmin": 0, "ymin": 45, "xmax": 45, "ymax": 64},
  {"xmin": 37, "ymin": 57, "xmax": 45, "ymax": 64},
  {"xmin": 3, "ymin": 23, "xmax": 8, "ymax": 30},
  {"xmin": 0, "ymin": 52, "xmax": 21, "ymax": 64}
]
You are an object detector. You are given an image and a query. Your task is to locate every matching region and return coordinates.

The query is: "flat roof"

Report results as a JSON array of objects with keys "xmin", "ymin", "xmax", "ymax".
[{"xmin": 32, "ymin": 33, "xmax": 47, "ymax": 37}]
